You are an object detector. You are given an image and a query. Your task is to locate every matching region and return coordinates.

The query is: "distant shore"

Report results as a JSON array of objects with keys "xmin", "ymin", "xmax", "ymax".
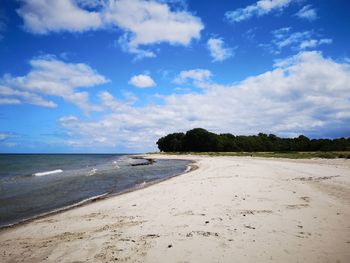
[{"xmin": 1, "ymin": 155, "xmax": 349, "ymax": 262}]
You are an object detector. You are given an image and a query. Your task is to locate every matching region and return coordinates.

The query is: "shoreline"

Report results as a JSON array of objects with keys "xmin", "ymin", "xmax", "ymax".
[
  {"xmin": 1, "ymin": 155, "xmax": 349, "ymax": 262},
  {"xmin": 0, "ymin": 156, "xmax": 198, "ymax": 231}
]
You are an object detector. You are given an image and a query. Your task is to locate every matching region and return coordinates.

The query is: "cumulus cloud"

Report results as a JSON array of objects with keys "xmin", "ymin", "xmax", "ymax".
[
  {"xmin": 0, "ymin": 56, "xmax": 108, "ymax": 112},
  {"xmin": 59, "ymin": 51, "xmax": 350, "ymax": 151},
  {"xmin": 225, "ymin": 0, "xmax": 292, "ymax": 23},
  {"xmin": 17, "ymin": 0, "xmax": 103, "ymax": 34},
  {"xmin": 129, "ymin": 74, "xmax": 156, "ymax": 88},
  {"xmin": 105, "ymin": 0, "xmax": 203, "ymax": 51},
  {"xmin": 296, "ymin": 5, "xmax": 317, "ymax": 21},
  {"xmin": 207, "ymin": 38, "xmax": 233, "ymax": 62},
  {"xmin": 17, "ymin": 0, "xmax": 204, "ymax": 58},
  {"xmin": 117, "ymin": 34, "xmax": 156, "ymax": 59},
  {"xmin": 0, "ymin": 85, "xmax": 56, "ymax": 107},
  {"xmin": 262, "ymin": 27, "xmax": 333, "ymax": 54},
  {"xmin": 173, "ymin": 69, "xmax": 212, "ymax": 84}
]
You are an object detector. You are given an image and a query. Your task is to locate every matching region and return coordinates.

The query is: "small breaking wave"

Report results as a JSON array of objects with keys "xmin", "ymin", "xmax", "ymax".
[
  {"xmin": 87, "ymin": 168, "xmax": 97, "ymax": 176},
  {"xmin": 33, "ymin": 169, "xmax": 63, "ymax": 177},
  {"xmin": 113, "ymin": 161, "xmax": 120, "ymax": 169},
  {"xmin": 184, "ymin": 166, "xmax": 191, "ymax": 173}
]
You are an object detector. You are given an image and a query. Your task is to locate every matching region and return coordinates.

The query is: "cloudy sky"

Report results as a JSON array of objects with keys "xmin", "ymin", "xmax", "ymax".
[{"xmin": 0, "ymin": 0, "xmax": 349, "ymax": 153}]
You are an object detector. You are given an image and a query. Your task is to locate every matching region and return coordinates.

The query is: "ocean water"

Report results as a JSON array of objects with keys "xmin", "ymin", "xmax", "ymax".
[{"xmin": 0, "ymin": 154, "xmax": 190, "ymax": 227}]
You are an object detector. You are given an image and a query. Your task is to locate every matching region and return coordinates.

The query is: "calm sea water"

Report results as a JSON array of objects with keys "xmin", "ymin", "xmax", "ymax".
[{"xmin": 0, "ymin": 154, "xmax": 190, "ymax": 227}]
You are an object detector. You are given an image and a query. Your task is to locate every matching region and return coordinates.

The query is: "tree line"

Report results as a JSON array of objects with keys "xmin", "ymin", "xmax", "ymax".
[{"xmin": 156, "ymin": 128, "xmax": 350, "ymax": 152}]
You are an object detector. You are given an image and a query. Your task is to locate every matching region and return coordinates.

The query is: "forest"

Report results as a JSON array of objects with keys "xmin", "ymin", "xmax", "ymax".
[{"xmin": 156, "ymin": 128, "xmax": 350, "ymax": 152}]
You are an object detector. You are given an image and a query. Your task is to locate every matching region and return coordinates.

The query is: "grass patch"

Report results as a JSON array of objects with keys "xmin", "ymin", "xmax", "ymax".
[{"xmin": 148, "ymin": 151, "xmax": 350, "ymax": 159}]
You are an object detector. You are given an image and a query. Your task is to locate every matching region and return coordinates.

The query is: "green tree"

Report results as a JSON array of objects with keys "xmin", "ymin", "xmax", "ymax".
[
  {"xmin": 183, "ymin": 128, "xmax": 219, "ymax": 152},
  {"xmin": 157, "ymin": 132, "xmax": 185, "ymax": 152},
  {"xmin": 156, "ymin": 128, "xmax": 349, "ymax": 152}
]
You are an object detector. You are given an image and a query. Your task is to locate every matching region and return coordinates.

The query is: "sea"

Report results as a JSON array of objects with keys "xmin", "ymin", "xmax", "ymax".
[{"xmin": 0, "ymin": 154, "xmax": 191, "ymax": 228}]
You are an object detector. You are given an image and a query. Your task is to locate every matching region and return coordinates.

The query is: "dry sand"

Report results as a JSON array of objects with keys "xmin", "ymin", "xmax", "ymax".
[{"xmin": 1, "ymin": 155, "xmax": 350, "ymax": 262}]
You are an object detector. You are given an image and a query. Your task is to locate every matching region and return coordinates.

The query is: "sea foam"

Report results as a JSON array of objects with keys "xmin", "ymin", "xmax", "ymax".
[
  {"xmin": 33, "ymin": 169, "xmax": 63, "ymax": 177},
  {"xmin": 87, "ymin": 168, "xmax": 97, "ymax": 176}
]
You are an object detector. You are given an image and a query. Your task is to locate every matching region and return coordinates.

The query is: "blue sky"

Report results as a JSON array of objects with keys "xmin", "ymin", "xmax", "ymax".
[{"xmin": 0, "ymin": 0, "xmax": 350, "ymax": 153}]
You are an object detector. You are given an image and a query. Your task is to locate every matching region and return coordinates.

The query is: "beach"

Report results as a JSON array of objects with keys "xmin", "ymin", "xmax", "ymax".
[{"xmin": 1, "ymin": 155, "xmax": 350, "ymax": 262}]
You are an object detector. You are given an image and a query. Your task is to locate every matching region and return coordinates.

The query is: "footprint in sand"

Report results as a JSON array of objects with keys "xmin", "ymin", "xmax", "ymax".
[
  {"xmin": 286, "ymin": 204, "xmax": 309, "ymax": 209},
  {"xmin": 300, "ymin": 196, "xmax": 311, "ymax": 202},
  {"xmin": 295, "ymin": 231, "xmax": 312, "ymax": 238},
  {"xmin": 239, "ymin": 209, "xmax": 273, "ymax": 216},
  {"xmin": 186, "ymin": 231, "xmax": 219, "ymax": 237}
]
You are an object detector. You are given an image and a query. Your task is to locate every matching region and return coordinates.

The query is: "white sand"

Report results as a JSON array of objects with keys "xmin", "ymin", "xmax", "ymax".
[{"xmin": 1, "ymin": 155, "xmax": 350, "ymax": 262}]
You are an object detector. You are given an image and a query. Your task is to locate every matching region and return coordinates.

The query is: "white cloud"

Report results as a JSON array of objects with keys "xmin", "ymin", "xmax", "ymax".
[
  {"xmin": 157, "ymin": 0, "xmax": 187, "ymax": 6},
  {"xmin": 299, "ymin": 38, "xmax": 332, "ymax": 49},
  {"xmin": 0, "ymin": 132, "xmax": 18, "ymax": 148},
  {"xmin": 118, "ymin": 34, "xmax": 156, "ymax": 59},
  {"xmin": 99, "ymin": 91, "xmax": 123, "ymax": 111},
  {"xmin": 17, "ymin": 0, "xmax": 204, "ymax": 58},
  {"xmin": 207, "ymin": 38, "xmax": 233, "ymax": 62},
  {"xmin": 17, "ymin": 0, "xmax": 103, "ymax": 34},
  {"xmin": 0, "ymin": 132, "xmax": 14, "ymax": 141},
  {"xmin": 0, "ymin": 98, "xmax": 21, "ymax": 105},
  {"xmin": 274, "ymin": 29, "xmax": 312, "ymax": 49},
  {"xmin": 105, "ymin": 0, "xmax": 203, "ymax": 50},
  {"xmin": 296, "ymin": 5, "xmax": 317, "ymax": 21},
  {"xmin": 59, "ymin": 51, "xmax": 350, "ymax": 151},
  {"xmin": 0, "ymin": 85, "xmax": 56, "ymax": 107},
  {"xmin": 319, "ymin": 39, "xmax": 333, "ymax": 45},
  {"xmin": 225, "ymin": 0, "xmax": 292, "ymax": 23},
  {"xmin": 1, "ymin": 56, "xmax": 108, "ymax": 112},
  {"xmin": 263, "ymin": 28, "xmax": 333, "ymax": 53},
  {"xmin": 129, "ymin": 74, "xmax": 156, "ymax": 88},
  {"xmin": 174, "ymin": 69, "xmax": 212, "ymax": 84}
]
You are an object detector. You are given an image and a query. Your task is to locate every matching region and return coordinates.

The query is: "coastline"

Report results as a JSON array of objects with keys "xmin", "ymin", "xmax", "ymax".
[
  {"xmin": 1, "ymin": 155, "xmax": 349, "ymax": 262},
  {"xmin": 0, "ymin": 156, "xmax": 197, "ymax": 230}
]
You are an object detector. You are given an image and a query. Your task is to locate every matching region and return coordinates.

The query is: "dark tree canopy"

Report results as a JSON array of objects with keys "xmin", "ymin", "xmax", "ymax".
[
  {"xmin": 157, "ymin": 132, "xmax": 185, "ymax": 152},
  {"xmin": 156, "ymin": 128, "xmax": 350, "ymax": 152},
  {"xmin": 182, "ymin": 128, "xmax": 218, "ymax": 152}
]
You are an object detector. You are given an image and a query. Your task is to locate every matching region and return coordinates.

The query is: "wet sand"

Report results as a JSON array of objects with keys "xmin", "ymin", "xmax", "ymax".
[{"xmin": 1, "ymin": 155, "xmax": 350, "ymax": 262}]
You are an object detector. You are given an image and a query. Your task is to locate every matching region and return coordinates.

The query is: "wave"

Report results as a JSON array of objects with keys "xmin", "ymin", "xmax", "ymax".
[
  {"xmin": 113, "ymin": 161, "xmax": 120, "ymax": 169},
  {"xmin": 87, "ymin": 168, "xmax": 97, "ymax": 176},
  {"xmin": 184, "ymin": 166, "xmax": 192, "ymax": 173},
  {"xmin": 33, "ymin": 169, "xmax": 63, "ymax": 177}
]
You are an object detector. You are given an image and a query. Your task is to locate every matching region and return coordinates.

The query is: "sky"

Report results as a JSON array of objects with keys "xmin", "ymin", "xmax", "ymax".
[{"xmin": 0, "ymin": 0, "xmax": 350, "ymax": 153}]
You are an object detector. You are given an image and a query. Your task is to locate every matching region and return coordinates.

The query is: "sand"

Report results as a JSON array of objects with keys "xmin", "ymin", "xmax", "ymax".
[{"xmin": 1, "ymin": 155, "xmax": 350, "ymax": 262}]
